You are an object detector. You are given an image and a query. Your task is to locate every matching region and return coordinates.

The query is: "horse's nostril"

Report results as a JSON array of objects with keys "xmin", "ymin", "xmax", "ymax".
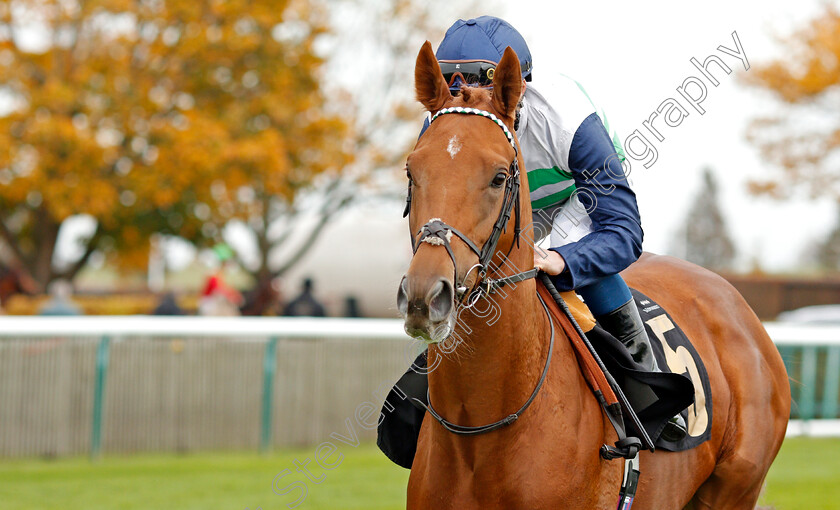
[
  {"xmin": 397, "ymin": 277, "xmax": 409, "ymax": 316},
  {"xmin": 428, "ymin": 279, "xmax": 454, "ymax": 323}
]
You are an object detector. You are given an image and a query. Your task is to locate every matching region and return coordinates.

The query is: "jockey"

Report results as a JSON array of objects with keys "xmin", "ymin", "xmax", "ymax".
[{"xmin": 422, "ymin": 15, "xmax": 687, "ymax": 441}]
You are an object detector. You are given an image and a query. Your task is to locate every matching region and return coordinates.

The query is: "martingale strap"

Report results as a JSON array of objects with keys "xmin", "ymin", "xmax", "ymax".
[{"xmin": 412, "ymin": 290, "xmax": 555, "ymax": 435}]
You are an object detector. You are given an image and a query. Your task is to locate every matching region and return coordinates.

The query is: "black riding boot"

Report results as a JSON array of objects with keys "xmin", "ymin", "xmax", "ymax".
[{"xmin": 597, "ymin": 298, "xmax": 688, "ymax": 442}]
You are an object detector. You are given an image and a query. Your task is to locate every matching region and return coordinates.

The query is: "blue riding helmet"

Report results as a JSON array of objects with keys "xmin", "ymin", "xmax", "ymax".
[{"xmin": 436, "ymin": 16, "xmax": 532, "ymax": 91}]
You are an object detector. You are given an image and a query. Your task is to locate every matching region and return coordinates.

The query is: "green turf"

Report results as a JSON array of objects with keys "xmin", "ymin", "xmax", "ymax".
[
  {"xmin": 759, "ymin": 437, "xmax": 840, "ymax": 510},
  {"xmin": 0, "ymin": 443, "xmax": 409, "ymax": 510},
  {"xmin": 0, "ymin": 438, "xmax": 836, "ymax": 509}
]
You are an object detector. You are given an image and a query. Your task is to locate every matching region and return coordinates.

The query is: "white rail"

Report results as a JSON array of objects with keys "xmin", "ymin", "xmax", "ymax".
[
  {"xmin": 0, "ymin": 316, "xmax": 408, "ymax": 339},
  {"xmin": 0, "ymin": 316, "xmax": 837, "ymax": 453},
  {"xmin": 761, "ymin": 322, "xmax": 840, "ymax": 345},
  {"xmin": 0, "ymin": 317, "xmax": 839, "ymax": 345}
]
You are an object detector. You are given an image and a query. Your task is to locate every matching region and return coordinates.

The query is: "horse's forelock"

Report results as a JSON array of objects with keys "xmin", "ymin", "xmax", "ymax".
[{"xmin": 453, "ymin": 86, "xmax": 493, "ymax": 109}]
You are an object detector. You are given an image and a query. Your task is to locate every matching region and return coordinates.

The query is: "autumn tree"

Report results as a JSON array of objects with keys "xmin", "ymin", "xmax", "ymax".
[
  {"xmin": 743, "ymin": 5, "xmax": 840, "ymax": 201},
  {"xmin": 219, "ymin": 0, "xmax": 484, "ymax": 285},
  {"xmin": 673, "ymin": 168, "xmax": 737, "ymax": 271},
  {"xmin": 0, "ymin": 0, "xmax": 352, "ymax": 290}
]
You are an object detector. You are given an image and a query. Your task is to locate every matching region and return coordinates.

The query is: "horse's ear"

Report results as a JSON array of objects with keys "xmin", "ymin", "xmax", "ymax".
[
  {"xmin": 415, "ymin": 41, "xmax": 451, "ymax": 113},
  {"xmin": 491, "ymin": 47, "xmax": 523, "ymax": 120}
]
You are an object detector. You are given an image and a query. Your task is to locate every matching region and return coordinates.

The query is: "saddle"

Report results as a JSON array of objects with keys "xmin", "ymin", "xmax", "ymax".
[
  {"xmin": 377, "ymin": 277, "xmax": 711, "ymax": 469},
  {"xmin": 539, "ymin": 280, "xmax": 711, "ymax": 453}
]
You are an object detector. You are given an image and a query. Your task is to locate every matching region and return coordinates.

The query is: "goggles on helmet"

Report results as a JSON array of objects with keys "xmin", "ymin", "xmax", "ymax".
[
  {"xmin": 438, "ymin": 59, "xmax": 500, "ymax": 89},
  {"xmin": 439, "ymin": 59, "xmax": 532, "ymax": 89}
]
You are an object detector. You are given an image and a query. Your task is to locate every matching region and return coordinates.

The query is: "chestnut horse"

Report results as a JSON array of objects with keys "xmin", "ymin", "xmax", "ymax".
[{"xmin": 397, "ymin": 41, "xmax": 790, "ymax": 509}]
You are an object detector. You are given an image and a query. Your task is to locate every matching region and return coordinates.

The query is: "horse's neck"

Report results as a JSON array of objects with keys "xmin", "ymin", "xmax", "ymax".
[{"xmin": 427, "ymin": 277, "xmax": 583, "ymax": 428}]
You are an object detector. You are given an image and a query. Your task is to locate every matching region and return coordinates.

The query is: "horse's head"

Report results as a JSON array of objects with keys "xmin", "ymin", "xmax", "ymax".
[{"xmin": 397, "ymin": 41, "xmax": 527, "ymax": 343}]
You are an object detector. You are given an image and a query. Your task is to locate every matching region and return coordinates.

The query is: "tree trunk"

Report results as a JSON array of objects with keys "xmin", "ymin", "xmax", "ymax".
[
  {"xmin": 56, "ymin": 225, "xmax": 102, "ymax": 282},
  {"xmin": 33, "ymin": 208, "xmax": 60, "ymax": 291}
]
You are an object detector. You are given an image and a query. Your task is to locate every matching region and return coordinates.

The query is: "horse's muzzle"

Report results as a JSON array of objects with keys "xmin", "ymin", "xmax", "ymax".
[{"xmin": 397, "ymin": 276, "xmax": 455, "ymax": 343}]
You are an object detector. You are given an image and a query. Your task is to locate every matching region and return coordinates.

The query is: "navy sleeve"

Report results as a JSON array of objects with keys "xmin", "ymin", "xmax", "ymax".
[
  {"xmin": 549, "ymin": 113, "xmax": 643, "ymax": 290},
  {"xmin": 418, "ymin": 117, "xmax": 430, "ymax": 139}
]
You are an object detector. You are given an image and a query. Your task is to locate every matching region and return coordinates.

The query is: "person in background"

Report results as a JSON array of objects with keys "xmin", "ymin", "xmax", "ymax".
[
  {"xmin": 282, "ymin": 278, "xmax": 326, "ymax": 317},
  {"xmin": 152, "ymin": 292, "xmax": 185, "ymax": 316},
  {"xmin": 344, "ymin": 295, "xmax": 363, "ymax": 318},
  {"xmin": 240, "ymin": 278, "xmax": 282, "ymax": 316},
  {"xmin": 198, "ymin": 244, "xmax": 243, "ymax": 316},
  {"xmin": 38, "ymin": 279, "xmax": 82, "ymax": 316}
]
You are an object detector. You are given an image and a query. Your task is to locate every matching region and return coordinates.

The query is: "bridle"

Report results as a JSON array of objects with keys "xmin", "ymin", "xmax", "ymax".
[
  {"xmin": 403, "ymin": 106, "xmax": 551, "ymax": 436},
  {"xmin": 401, "ymin": 105, "xmax": 648, "ymax": 501},
  {"xmin": 403, "ymin": 107, "xmax": 538, "ymax": 308}
]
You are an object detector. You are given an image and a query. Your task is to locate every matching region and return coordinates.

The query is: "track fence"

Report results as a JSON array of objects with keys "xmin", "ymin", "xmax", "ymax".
[
  {"xmin": 0, "ymin": 318, "xmax": 837, "ymax": 458},
  {"xmin": 764, "ymin": 324, "xmax": 840, "ymax": 421},
  {"xmin": 0, "ymin": 317, "xmax": 412, "ymax": 458}
]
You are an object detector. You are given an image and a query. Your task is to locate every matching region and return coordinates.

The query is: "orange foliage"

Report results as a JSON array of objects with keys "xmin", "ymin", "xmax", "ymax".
[
  {"xmin": 0, "ymin": 0, "xmax": 353, "ymax": 288},
  {"xmin": 743, "ymin": 6, "xmax": 840, "ymax": 201}
]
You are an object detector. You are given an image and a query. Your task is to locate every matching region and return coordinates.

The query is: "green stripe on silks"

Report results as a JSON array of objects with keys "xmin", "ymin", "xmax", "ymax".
[
  {"xmin": 528, "ymin": 166, "xmax": 573, "ymax": 193},
  {"xmin": 532, "ymin": 185, "xmax": 577, "ymax": 210},
  {"xmin": 563, "ymin": 73, "xmax": 627, "ymax": 162},
  {"xmin": 260, "ymin": 337, "xmax": 278, "ymax": 453},
  {"xmin": 91, "ymin": 335, "xmax": 111, "ymax": 460}
]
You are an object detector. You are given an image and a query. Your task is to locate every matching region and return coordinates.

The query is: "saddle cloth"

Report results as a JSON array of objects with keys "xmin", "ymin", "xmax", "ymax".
[
  {"xmin": 376, "ymin": 285, "xmax": 712, "ymax": 469},
  {"xmin": 580, "ymin": 288, "xmax": 713, "ymax": 452}
]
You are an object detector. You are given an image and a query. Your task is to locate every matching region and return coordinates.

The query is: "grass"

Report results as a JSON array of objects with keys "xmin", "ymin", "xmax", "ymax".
[
  {"xmin": 0, "ymin": 443, "xmax": 409, "ymax": 510},
  {"xmin": 759, "ymin": 437, "xmax": 840, "ymax": 510},
  {"xmin": 0, "ymin": 438, "xmax": 836, "ymax": 509}
]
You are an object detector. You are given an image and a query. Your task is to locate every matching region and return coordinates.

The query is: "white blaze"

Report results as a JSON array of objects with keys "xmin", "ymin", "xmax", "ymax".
[{"xmin": 446, "ymin": 135, "xmax": 462, "ymax": 159}]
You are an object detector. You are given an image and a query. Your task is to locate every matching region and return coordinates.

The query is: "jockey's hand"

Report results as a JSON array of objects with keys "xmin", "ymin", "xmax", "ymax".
[{"xmin": 534, "ymin": 249, "xmax": 566, "ymax": 275}]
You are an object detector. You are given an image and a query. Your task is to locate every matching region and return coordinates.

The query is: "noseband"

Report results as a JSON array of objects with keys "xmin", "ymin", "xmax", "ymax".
[{"xmin": 404, "ymin": 107, "xmax": 538, "ymax": 306}]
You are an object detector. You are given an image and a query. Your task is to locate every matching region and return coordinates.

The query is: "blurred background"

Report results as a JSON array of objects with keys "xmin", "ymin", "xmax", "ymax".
[{"xmin": 0, "ymin": 0, "xmax": 839, "ymax": 509}]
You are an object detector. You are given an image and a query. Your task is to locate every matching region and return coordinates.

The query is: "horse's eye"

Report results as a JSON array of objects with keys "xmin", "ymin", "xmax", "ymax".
[{"xmin": 491, "ymin": 172, "xmax": 507, "ymax": 188}]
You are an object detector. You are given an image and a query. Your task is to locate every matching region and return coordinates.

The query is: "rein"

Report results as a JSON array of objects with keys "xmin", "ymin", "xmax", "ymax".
[
  {"xmin": 404, "ymin": 107, "xmax": 537, "ymax": 306},
  {"xmin": 412, "ymin": 290, "xmax": 555, "ymax": 435}
]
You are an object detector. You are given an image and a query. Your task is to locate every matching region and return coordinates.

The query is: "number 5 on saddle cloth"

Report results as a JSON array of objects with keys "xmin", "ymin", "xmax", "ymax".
[{"xmin": 377, "ymin": 275, "xmax": 712, "ymax": 469}]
